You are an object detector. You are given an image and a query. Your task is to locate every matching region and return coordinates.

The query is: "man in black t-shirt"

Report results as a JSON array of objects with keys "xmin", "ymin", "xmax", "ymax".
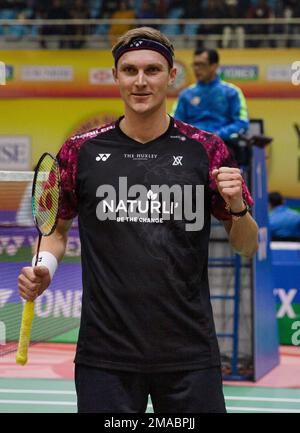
[{"xmin": 18, "ymin": 26, "xmax": 259, "ymax": 413}]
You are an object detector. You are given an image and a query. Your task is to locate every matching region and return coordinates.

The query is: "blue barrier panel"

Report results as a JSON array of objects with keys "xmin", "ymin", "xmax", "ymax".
[{"xmin": 252, "ymin": 146, "xmax": 280, "ymax": 380}]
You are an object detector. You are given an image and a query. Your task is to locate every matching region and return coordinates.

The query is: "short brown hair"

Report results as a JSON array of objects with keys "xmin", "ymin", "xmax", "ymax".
[{"xmin": 111, "ymin": 26, "xmax": 174, "ymax": 59}]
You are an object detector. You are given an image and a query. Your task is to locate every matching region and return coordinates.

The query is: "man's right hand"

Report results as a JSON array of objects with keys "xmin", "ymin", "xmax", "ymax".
[{"xmin": 18, "ymin": 266, "xmax": 51, "ymax": 301}]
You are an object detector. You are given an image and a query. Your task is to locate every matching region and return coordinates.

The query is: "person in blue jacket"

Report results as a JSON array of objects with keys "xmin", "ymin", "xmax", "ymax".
[
  {"xmin": 269, "ymin": 191, "xmax": 300, "ymax": 240},
  {"xmin": 173, "ymin": 49, "xmax": 249, "ymax": 143}
]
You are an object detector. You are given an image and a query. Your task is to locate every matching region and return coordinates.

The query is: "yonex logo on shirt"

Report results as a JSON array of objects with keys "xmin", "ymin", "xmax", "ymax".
[{"xmin": 96, "ymin": 153, "xmax": 111, "ymax": 162}]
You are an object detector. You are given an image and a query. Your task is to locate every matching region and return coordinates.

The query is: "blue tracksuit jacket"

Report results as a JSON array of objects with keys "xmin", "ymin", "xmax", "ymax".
[{"xmin": 173, "ymin": 76, "xmax": 249, "ymax": 142}]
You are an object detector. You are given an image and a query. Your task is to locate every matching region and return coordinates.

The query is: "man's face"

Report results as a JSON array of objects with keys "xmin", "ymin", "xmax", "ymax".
[
  {"xmin": 113, "ymin": 50, "xmax": 176, "ymax": 115},
  {"xmin": 192, "ymin": 52, "xmax": 218, "ymax": 83}
]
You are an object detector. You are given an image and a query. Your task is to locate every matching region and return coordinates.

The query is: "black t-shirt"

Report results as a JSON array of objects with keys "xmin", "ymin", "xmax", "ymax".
[{"xmin": 57, "ymin": 116, "xmax": 253, "ymax": 372}]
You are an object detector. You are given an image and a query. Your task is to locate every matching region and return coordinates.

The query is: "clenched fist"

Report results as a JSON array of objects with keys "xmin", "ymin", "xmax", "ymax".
[
  {"xmin": 212, "ymin": 167, "xmax": 245, "ymax": 212},
  {"xmin": 18, "ymin": 266, "xmax": 51, "ymax": 301}
]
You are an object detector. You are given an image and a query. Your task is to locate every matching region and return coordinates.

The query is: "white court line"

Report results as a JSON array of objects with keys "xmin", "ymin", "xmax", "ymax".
[
  {"xmin": 0, "ymin": 399, "xmax": 76, "ymax": 406},
  {"xmin": 227, "ymin": 406, "xmax": 300, "ymax": 413},
  {"xmin": 0, "ymin": 400, "xmax": 298, "ymax": 412},
  {"xmin": 0, "ymin": 389, "xmax": 75, "ymax": 395},
  {"xmin": 1, "ymin": 392, "xmax": 299, "ymax": 411},
  {"xmin": 226, "ymin": 396, "xmax": 300, "ymax": 403},
  {"xmin": 1, "ymin": 390, "xmax": 300, "ymax": 403},
  {"xmin": 149, "ymin": 402, "xmax": 300, "ymax": 413}
]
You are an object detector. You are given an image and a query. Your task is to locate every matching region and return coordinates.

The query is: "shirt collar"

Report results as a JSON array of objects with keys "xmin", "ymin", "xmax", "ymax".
[{"xmin": 197, "ymin": 75, "xmax": 220, "ymax": 87}]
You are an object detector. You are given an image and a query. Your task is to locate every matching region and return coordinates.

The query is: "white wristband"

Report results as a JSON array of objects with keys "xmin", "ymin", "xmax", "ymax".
[{"xmin": 32, "ymin": 251, "xmax": 58, "ymax": 281}]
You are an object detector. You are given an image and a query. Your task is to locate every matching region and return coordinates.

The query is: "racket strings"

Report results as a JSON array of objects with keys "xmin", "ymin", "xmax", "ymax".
[{"xmin": 32, "ymin": 155, "xmax": 60, "ymax": 236}]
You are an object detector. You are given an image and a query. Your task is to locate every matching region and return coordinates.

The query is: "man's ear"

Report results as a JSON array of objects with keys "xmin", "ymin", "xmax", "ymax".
[
  {"xmin": 168, "ymin": 67, "xmax": 177, "ymax": 86},
  {"xmin": 112, "ymin": 67, "xmax": 118, "ymax": 83},
  {"xmin": 212, "ymin": 63, "xmax": 219, "ymax": 75}
]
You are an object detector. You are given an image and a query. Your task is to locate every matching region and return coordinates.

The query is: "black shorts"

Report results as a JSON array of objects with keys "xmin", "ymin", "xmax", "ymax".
[{"xmin": 75, "ymin": 364, "xmax": 226, "ymax": 413}]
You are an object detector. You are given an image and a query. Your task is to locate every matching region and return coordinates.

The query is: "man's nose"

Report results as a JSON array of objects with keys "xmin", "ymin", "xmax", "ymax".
[{"xmin": 134, "ymin": 71, "xmax": 147, "ymax": 86}]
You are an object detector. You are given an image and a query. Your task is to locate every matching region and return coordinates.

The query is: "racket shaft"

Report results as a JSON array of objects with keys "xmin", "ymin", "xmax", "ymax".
[{"xmin": 16, "ymin": 301, "xmax": 35, "ymax": 365}]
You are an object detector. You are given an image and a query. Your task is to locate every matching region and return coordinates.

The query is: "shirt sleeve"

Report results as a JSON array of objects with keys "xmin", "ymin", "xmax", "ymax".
[
  {"xmin": 208, "ymin": 133, "xmax": 254, "ymax": 221},
  {"xmin": 56, "ymin": 137, "xmax": 79, "ymax": 220}
]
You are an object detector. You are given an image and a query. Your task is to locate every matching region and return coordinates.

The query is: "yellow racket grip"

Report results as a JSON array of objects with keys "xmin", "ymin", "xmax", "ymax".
[{"xmin": 16, "ymin": 300, "xmax": 35, "ymax": 366}]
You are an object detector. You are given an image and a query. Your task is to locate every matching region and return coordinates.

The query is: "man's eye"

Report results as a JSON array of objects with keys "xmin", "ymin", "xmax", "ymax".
[
  {"xmin": 147, "ymin": 67, "xmax": 160, "ymax": 73},
  {"xmin": 123, "ymin": 67, "xmax": 135, "ymax": 73}
]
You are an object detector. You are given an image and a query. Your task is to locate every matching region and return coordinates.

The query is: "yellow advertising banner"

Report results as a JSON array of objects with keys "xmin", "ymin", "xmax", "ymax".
[
  {"xmin": 1, "ymin": 49, "xmax": 300, "ymax": 98},
  {"xmin": 0, "ymin": 49, "xmax": 299, "ymax": 196},
  {"xmin": 0, "ymin": 98, "xmax": 125, "ymax": 166},
  {"xmin": 0, "ymin": 97, "xmax": 299, "ymax": 197}
]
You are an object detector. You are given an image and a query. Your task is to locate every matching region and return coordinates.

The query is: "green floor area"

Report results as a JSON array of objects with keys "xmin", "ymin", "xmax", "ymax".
[
  {"xmin": 48, "ymin": 328, "xmax": 79, "ymax": 343},
  {"xmin": 0, "ymin": 378, "xmax": 76, "ymax": 413},
  {"xmin": 0, "ymin": 378, "xmax": 300, "ymax": 413},
  {"xmin": 224, "ymin": 385, "xmax": 300, "ymax": 413}
]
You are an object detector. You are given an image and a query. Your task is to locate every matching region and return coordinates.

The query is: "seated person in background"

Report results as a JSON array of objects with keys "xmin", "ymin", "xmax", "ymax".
[
  {"xmin": 69, "ymin": 0, "xmax": 90, "ymax": 49},
  {"xmin": 40, "ymin": 0, "xmax": 70, "ymax": 49},
  {"xmin": 173, "ymin": 48, "xmax": 249, "ymax": 145},
  {"xmin": 196, "ymin": 0, "xmax": 225, "ymax": 49},
  {"xmin": 137, "ymin": 0, "xmax": 157, "ymax": 20},
  {"xmin": 246, "ymin": 0, "xmax": 274, "ymax": 48},
  {"xmin": 222, "ymin": 0, "xmax": 246, "ymax": 48},
  {"xmin": 108, "ymin": 0, "xmax": 135, "ymax": 46},
  {"xmin": 268, "ymin": 191, "xmax": 300, "ymax": 240}
]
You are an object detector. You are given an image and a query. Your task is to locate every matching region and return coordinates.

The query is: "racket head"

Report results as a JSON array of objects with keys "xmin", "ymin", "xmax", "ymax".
[{"xmin": 31, "ymin": 152, "xmax": 61, "ymax": 237}]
